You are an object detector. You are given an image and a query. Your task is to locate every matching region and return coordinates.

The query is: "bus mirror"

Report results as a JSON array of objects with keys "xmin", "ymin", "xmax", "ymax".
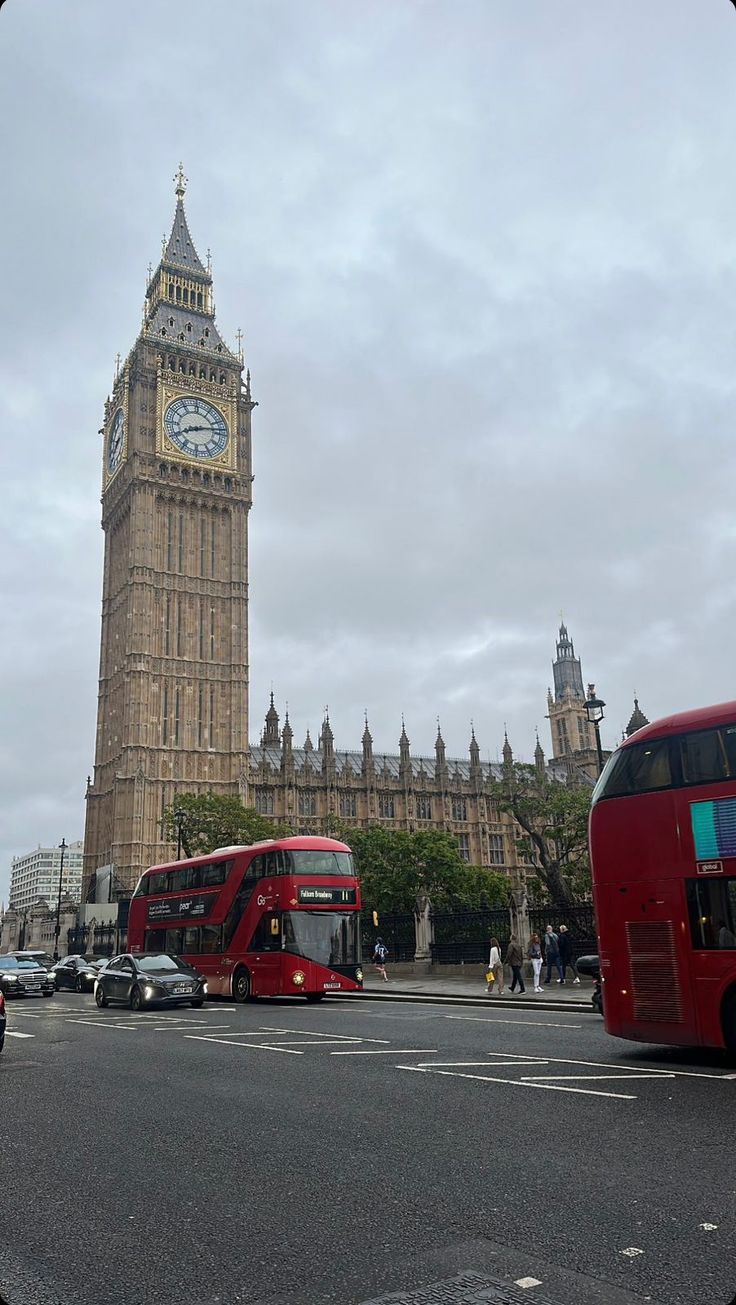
[
  {"xmin": 372, "ymin": 911, "xmax": 379, "ymax": 928},
  {"xmin": 270, "ymin": 918, "xmax": 280, "ymax": 936}
]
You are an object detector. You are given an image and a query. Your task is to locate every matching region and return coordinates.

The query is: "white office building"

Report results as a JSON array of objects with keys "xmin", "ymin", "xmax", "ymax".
[{"xmin": 9, "ymin": 840, "xmax": 84, "ymax": 912}]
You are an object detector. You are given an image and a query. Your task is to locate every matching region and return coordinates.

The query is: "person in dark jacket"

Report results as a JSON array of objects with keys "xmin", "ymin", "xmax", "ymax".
[
  {"xmin": 543, "ymin": 924, "xmax": 564, "ymax": 984},
  {"xmin": 505, "ymin": 933, "xmax": 525, "ymax": 993},
  {"xmin": 557, "ymin": 924, "xmax": 580, "ymax": 984}
]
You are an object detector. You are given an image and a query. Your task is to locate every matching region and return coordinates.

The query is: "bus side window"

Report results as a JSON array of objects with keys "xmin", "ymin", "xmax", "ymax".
[
  {"xmin": 183, "ymin": 927, "xmax": 199, "ymax": 952},
  {"xmin": 200, "ymin": 925, "xmax": 222, "ymax": 953},
  {"xmin": 148, "ymin": 872, "xmax": 168, "ymax": 894},
  {"xmin": 223, "ymin": 877, "xmax": 254, "ymax": 947},
  {"xmin": 248, "ymin": 913, "xmax": 281, "ymax": 952},
  {"xmin": 679, "ymin": 729, "xmax": 729, "ymax": 786},
  {"xmin": 686, "ymin": 878, "xmax": 736, "ymax": 949},
  {"xmin": 144, "ymin": 929, "xmax": 166, "ymax": 950},
  {"xmin": 166, "ymin": 928, "xmax": 185, "ymax": 953}
]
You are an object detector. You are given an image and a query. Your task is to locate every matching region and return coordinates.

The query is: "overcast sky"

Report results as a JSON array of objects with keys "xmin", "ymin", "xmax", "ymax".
[{"xmin": 2, "ymin": 1, "xmax": 736, "ymax": 900}]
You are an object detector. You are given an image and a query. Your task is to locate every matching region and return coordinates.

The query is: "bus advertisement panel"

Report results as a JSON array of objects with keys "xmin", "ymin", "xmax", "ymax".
[
  {"xmin": 589, "ymin": 701, "xmax": 736, "ymax": 1051},
  {"xmin": 128, "ymin": 835, "xmax": 363, "ymax": 1003}
]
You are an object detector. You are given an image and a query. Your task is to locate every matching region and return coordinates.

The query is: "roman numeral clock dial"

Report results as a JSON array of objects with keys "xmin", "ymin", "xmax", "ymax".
[{"xmin": 163, "ymin": 396, "xmax": 229, "ymax": 460}]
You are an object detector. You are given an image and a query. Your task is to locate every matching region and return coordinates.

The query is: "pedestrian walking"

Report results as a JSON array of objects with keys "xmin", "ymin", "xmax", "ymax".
[
  {"xmin": 373, "ymin": 937, "xmax": 389, "ymax": 981},
  {"xmin": 505, "ymin": 933, "xmax": 526, "ymax": 993},
  {"xmin": 557, "ymin": 924, "xmax": 580, "ymax": 984},
  {"xmin": 486, "ymin": 936, "xmax": 504, "ymax": 995},
  {"xmin": 543, "ymin": 924, "xmax": 564, "ymax": 984},
  {"xmin": 527, "ymin": 932, "xmax": 543, "ymax": 992}
]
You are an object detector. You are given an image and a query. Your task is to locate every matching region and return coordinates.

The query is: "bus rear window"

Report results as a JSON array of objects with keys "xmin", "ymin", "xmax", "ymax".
[{"xmin": 596, "ymin": 737, "xmax": 672, "ymax": 799}]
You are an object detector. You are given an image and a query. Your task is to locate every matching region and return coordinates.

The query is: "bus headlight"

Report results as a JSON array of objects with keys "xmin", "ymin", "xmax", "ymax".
[
  {"xmin": 355, "ymin": 968, "xmax": 363, "ymax": 983},
  {"xmin": 292, "ymin": 970, "xmax": 306, "ymax": 987}
]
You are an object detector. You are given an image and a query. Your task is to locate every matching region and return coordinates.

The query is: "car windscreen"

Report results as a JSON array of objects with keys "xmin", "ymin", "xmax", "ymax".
[
  {"xmin": 0, "ymin": 957, "xmax": 19, "ymax": 970},
  {"xmin": 134, "ymin": 954, "xmax": 189, "ymax": 973}
]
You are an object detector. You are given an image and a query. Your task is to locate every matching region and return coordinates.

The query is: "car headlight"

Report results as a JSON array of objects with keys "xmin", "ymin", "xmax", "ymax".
[{"xmin": 292, "ymin": 970, "xmax": 306, "ymax": 987}]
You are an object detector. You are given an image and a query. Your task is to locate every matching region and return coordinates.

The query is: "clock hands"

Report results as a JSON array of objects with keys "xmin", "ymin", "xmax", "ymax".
[{"xmin": 180, "ymin": 423, "xmax": 213, "ymax": 434}]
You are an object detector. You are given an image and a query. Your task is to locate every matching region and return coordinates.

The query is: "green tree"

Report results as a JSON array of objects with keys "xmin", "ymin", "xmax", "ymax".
[
  {"xmin": 488, "ymin": 763, "xmax": 592, "ymax": 911},
  {"xmin": 162, "ymin": 793, "xmax": 288, "ymax": 858},
  {"xmin": 336, "ymin": 825, "xmax": 508, "ymax": 916}
]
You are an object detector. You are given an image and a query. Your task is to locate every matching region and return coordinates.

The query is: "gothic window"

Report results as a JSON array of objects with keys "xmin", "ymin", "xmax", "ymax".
[
  {"xmin": 298, "ymin": 790, "xmax": 317, "ymax": 817},
  {"xmin": 179, "ymin": 360, "xmax": 186, "ymax": 373},
  {"xmin": 458, "ymin": 834, "xmax": 470, "ymax": 863},
  {"xmin": 199, "ymin": 366, "xmax": 206, "ymax": 377},
  {"xmin": 164, "ymin": 594, "xmax": 171, "ymax": 656},
  {"xmin": 167, "ymin": 510, "xmax": 175, "ymax": 570},
  {"xmin": 161, "ymin": 328, "xmax": 167, "ymax": 336},
  {"xmin": 416, "ymin": 794, "xmax": 432, "ymax": 821},
  {"xmin": 490, "ymin": 834, "xmax": 505, "ymax": 866},
  {"xmin": 210, "ymin": 607, "xmax": 216, "ymax": 659},
  {"xmin": 198, "ymin": 597, "xmax": 205, "ymax": 660},
  {"xmin": 209, "ymin": 688, "xmax": 215, "ymax": 748},
  {"xmin": 178, "ymin": 513, "xmax": 185, "ymax": 572},
  {"xmin": 176, "ymin": 597, "xmax": 183, "ymax": 657},
  {"xmin": 162, "ymin": 685, "xmax": 169, "ymax": 746},
  {"xmin": 198, "ymin": 684, "xmax": 204, "ymax": 747},
  {"xmin": 197, "ymin": 292, "xmax": 203, "ymax": 307},
  {"xmin": 205, "ymin": 328, "xmax": 210, "ymax": 338},
  {"xmin": 189, "ymin": 362, "xmax": 195, "ymax": 376},
  {"xmin": 183, "ymin": 288, "xmax": 189, "ymax": 304},
  {"xmin": 169, "ymin": 318, "xmax": 174, "ymax": 328},
  {"xmin": 451, "ymin": 797, "xmax": 467, "ymax": 822},
  {"xmin": 168, "ymin": 357, "xmax": 175, "ymax": 371},
  {"xmin": 219, "ymin": 373, "xmax": 226, "ymax": 384},
  {"xmin": 168, "ymin": 284, "xmax": 174, "ymax": 300},
  {"xmin": 210, "ymin": 517, "xmax": 216, "ymax": 573},
  {"xmin": 339, "ymin": 793, "xmax": 357, "ymax": 818},
  {"xmin": 186, "ymin": 323, "xmax": 192, "ymax": 333},
  {"xmin": 378, "ymin": 794, "xmax": 395, "ymax": 820},
  {"xmin": 255, "ymin": 789, "xmax": 275, "ymax": 816},
  {"xmin": 577, "ymin": 718, "xmax": 588, "ymax": 747},
  {"xmin": 176, "ymin": 286, "xmax": 181, "ymax": 302},
  {"xmin": 174, "ymin": 687, "xmax": 181, "ymax": 746}
]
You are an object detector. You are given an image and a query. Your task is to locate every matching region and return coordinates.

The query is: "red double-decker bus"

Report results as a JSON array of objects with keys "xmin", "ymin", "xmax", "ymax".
[
  {"xmin": 590, "ymin": 701, "xmax": 736, "ymax": 1051},
  {"xmin": 127, "ymin": 835, "xmax": 363, "ymax": 1002}
]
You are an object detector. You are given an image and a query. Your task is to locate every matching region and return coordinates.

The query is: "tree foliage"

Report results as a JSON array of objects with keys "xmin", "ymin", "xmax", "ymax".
[
  {"xmin": 162, "ymin": 793, "xmax": 288, "ymax": 859},
  {"xmin": 487, "ymin": 763, "xmax": 592, "ymax": 910},
  {"xmin": 335, "ymin": 825, "xmax": 509, "ymax": 915}
]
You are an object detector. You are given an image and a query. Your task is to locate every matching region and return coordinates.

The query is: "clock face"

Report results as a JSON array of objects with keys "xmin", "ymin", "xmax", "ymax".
[
  {"xmin": 108, "ymin": 408, "xmax": 124, "ymax": 474},
  {"xmin": 163, "ymin": 396, "xmax": 229, "ymax": 460}
]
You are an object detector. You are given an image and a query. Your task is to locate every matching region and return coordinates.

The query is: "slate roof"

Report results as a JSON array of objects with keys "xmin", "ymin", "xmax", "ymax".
[
  {"xmin": 146, "ymin": 300, "xmax": 234, "ymax": 357},
  {"xmin": 163, "ymin": 198, "xmax": 208, "ymax": 275},
  {"xmin": 250, "ymin": 745, "xmax": 511, "ymax": 784}
]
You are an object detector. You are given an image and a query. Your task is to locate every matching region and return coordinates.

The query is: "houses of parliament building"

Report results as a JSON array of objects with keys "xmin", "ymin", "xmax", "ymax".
[{"xmin": 83, "ymin": 173, "xmax": 646, "ymax": 900}]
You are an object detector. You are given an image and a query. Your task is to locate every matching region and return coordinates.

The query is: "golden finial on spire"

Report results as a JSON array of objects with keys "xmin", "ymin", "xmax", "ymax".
[{"xmin": 174, "ymin": 162, "xmax": 187, "ymax": 198}]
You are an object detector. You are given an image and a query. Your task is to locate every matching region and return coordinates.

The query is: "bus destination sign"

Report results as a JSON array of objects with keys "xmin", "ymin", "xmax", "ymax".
[
  {"xmin": 297, "ymin": 885, "xmax": 357, "ymax": 906},
  {"xmin": 147, "ymin": 891, "xmax": 219, "ymax": 922}
]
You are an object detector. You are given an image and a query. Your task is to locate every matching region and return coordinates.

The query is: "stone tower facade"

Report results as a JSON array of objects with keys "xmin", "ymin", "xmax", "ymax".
[
  {"xmin": 546, "ymin": 623, "xmax": 598, "ymax": 781},
  {"xmin": 83, "ymin": 169, "xmax": 254, "ymax": 898}
]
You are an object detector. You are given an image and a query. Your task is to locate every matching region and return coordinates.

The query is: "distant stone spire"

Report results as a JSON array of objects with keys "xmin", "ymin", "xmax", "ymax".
[
  {"xmin": 469, "ymin": 724, "xmax": 481, "ymax": 776},
  {"xmin": 304, "ymin": 729, "xmax": 313, "ymax": 752},
  {"xmin": 435, "ymin": 719, "xmax": 447, "ymax": 780},
  {"xmin": 321, "ymin": 710, "xmax": 334, "ymax": 773},
  {"xmin": 502, "ymin": 729, "xmax": 513, "ymax": 768},
  {"xmin": 281, "ymin": 711, "xmax": 293, "ymax": 774},
  {"xmin": 625, "ymin": 697, "xmax": 650, "ymax": 738},
  {"xmin": 534, "ymin": 730, "xmax": 546, "ymax": 779},
  {"xmin": 262, "ymin": 691, "xmax": 280, "ymax": 747},
  {"xmin": 399, "ymin": 717, "xmax": 411, "ymax": 778},
  {"xmin": 362, "ymin": 711, "xmax": 374, "ymax": 777}
]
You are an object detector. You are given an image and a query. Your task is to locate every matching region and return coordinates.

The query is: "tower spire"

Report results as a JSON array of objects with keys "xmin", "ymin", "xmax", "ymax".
[{"xmin": 174, "ymin": 162, "xmax": 187, "ymax": 199}]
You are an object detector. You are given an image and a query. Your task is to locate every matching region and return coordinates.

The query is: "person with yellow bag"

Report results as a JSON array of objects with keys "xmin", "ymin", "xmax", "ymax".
[{"xmin": 486, "ymin": 936, "xmax": 504, "ymax": 995}]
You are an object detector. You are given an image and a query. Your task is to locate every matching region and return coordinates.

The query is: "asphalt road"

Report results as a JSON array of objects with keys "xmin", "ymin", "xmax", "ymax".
[{"xmin": 1, "ymin": 992, "xmax": 734, "ymax": 1305}]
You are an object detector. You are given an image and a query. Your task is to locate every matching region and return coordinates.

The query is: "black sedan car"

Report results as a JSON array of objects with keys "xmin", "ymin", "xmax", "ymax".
[
  {"xmin": 52, "ymin": 955, "xmax": 103, "ymax": 993},
  {"xmin": 95, "ymin": 953, "xmax": 206, "ymax": 1011},
  {"xmin": 0, "ymin": 955, "xmax": 55, "ymax": 998}
]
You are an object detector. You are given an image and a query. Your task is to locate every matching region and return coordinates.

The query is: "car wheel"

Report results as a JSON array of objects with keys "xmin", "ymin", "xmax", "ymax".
[
  {"xmin": 130, "ymin": 986, "xmax": 145, "ymax": 1012},
  {"xmin": 42, "ymin": 989, "xmax": 54, "ymax": 998},
  {"xmin": 95, "ymin": 984, "xmax": 108, "ymax": 1008},
  {"xmin": 232, "ymin": 967, "xmax": 251, "ymax": 1003},
  {"xmin": 305, "ymin": 993, "xmax": 325, "ymax": 1004},
  {"xmin": 0, "ymin": 1034, "xmax": 4, "ymax": 1054},
  {"xmin": 75, "ymin": 975, "xmax": 83, "ymax": 993},
  {"xmin": 190, "ymin": 998, "xmax": 204, "ymax": 1008}
]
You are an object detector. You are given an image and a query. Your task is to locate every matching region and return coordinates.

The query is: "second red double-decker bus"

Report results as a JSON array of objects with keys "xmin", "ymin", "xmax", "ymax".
[
  {"xmin": 589, "ymin": 701, "xmax": 736, "ymax": 1051},
  {"xmin": 128, "ymin": 835, "xmax": 363, "ymax": 1002}
]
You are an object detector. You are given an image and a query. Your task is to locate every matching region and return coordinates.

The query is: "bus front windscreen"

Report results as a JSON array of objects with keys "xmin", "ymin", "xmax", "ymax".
[
  {"xmin": 284, "ymin": 911, "xmax": 360, "ymax": 967},
  {"xmin": 285, "ymin": 850, "xmax": 354, "ymax": 876}
]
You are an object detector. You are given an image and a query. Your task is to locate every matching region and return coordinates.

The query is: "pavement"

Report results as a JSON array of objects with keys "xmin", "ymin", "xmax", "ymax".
[
  {"xmin": 359, "ymin": 971, "xmax": 594, "ymax": 1012},
  {"xmin": 2, "ymin": 988, "xmax": 734, "ymax": 1305}
]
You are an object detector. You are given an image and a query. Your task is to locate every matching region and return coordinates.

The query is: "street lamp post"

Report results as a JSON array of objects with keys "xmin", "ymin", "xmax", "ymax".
[
  {"xmin": 174, "ymin": 809, "xmax": 186, "ymax": 861},
  {"xmin": 53, "ymin": 838, "xmax": 67, "ymax": 962},
  {"xmin": 584, "ymin": 683, "xmax": 606, "ymax": 777}
]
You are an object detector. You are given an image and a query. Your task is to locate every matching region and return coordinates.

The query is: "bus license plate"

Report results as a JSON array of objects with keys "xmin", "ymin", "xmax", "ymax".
[{"xmin": 324, "ymin": 982, "xmax": 341, "ymax": 989}]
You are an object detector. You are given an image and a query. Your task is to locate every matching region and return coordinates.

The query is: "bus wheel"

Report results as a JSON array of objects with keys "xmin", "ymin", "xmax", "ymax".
[
  {"xmin": 232, "ymin": 968, "xmax": 251, "ymax": 1003},
  {"xmin": 305, "ymin": 993, "xmax": 325, "ymax": 1004},
  {"xmin": 721, "ymin": 988, "xmax": 736, "ymax": 1055}
]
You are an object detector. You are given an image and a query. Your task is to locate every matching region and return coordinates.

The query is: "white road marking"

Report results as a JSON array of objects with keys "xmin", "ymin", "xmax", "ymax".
[
  {"xmin": 330, "ymin": 1048, "xmax": 438, "ymax": 1056},
  {"xmin": 620, "ymin": 1248, "xmax": 644, "ymax": 1257},
  {"xmin": 465, "ymin": 1048, "xmax": 735, "ymax": 1082},
  {"xmin": 443, "ymin": 1014, "xmax": 583, "ymax": 1029},
  {"xmin": 65, "ymin": 1019, "xmax": 138, "ymax": 1031},
  {"xmin": 257, "ymin": 1026, "xmax": 390, "ymax": 1043},
  {"xmin": 185, "ymin": 1035, "xmax": 303, "ymax": 1054},
  {"xmin": 5, "ymin": 1030, "xmax": 34, "ymax": 1039},
  {"xmin": 8, "ymin": 1011, "xmax": 41, "ymax": 1018},
  {"xmin": 699, "ymin": 1222, "xmax": 718, "ymax": 1231},
  {"xmin": 154, "ymin": 1024, "xmax": 233, "ymax": 1032},
  {"xmin": 396, "ymin": 1065, "xmax": 638, "ymax": 1100},
  {"xmin": 515, "ymin": 1279, "xmax": 543, "ymax": 1289},
  {"xmin": 261, "ymin": 1038, "xmax": 364, "ymax": 1047},
  {"xmin": 519, "ymin": 1073, "xmax": 674, "ymax": 1082},
  {"xmin": 416, "ymin": 1060, "xmax": 548, "ymax": 1068}
]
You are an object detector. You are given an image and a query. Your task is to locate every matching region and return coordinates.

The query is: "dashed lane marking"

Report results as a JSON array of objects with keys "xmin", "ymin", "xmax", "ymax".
[
  {"xmin": 515, "ymin": 1279, "xmax": 543, "ymax": 1289},
  {"xmin": 330, "ymin": 1048, "xmax": 437, "ymax": 1055},
  {"xmin": 5, "ymin": 1030, "xmax": 35, "ymax": 1039},
  {"xmin": 256, "ymin": 1025, "xmax": 391, "ymax": 1043},
  {"xmin": 396, "ymin": 1065, "xmax": 638, "ymax": 1100},
  {"xmin": 65, "ymin": 1019, "xmax": 138, "ymax": 1031},
  {"xmin": 185, "ymin": 1035, "xmax": 304, "ymax": 1054},
  {"xmin": 443, "ymin": 1014, "xmax": 583, "ymax": 1029}
]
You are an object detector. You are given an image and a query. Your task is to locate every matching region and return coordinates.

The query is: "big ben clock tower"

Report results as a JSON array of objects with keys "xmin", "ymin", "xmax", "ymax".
[{"xmin": 83, "ymin": 167, "xmax": 254, "ymax": 898}]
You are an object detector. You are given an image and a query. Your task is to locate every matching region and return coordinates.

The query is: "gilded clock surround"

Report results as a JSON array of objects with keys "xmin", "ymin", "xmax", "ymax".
[
  {"xmin": 156, "ymin": 376, "xmax": 236, "ymax": 469},
  {"xmin": 103, "ymin": 370, "xmax": 129, "ymax": 485}
]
